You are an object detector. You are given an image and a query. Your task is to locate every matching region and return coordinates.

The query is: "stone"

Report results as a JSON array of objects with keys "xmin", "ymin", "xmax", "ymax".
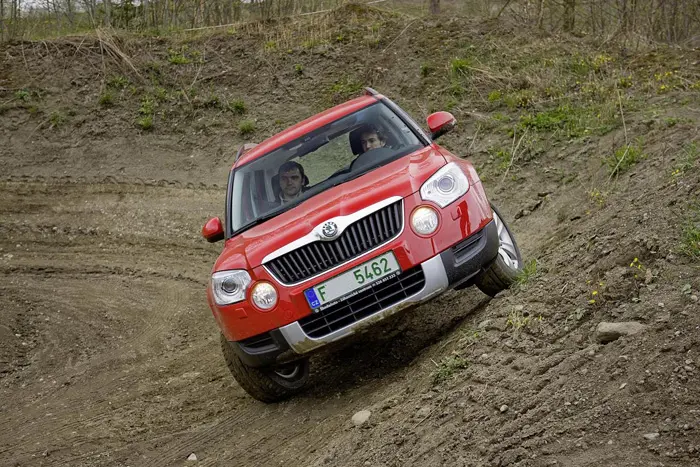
[
  {"xmin": 187, "ymin": 453, "xmax": 198, "ymax": 461},
  {"xmin": 500, "ymin": 404, "xmax": 509, "ymax": 413},
  {"xmin": 643, "ymin": 433, "xmax": 660, "ymax": 441},
  {"xmin": 352, "ymin": 410, "xmax": 372, "ymax": 427},
  {"xmin": 595, "ymin": 322, "xmax": 648, "ymax": 344}
]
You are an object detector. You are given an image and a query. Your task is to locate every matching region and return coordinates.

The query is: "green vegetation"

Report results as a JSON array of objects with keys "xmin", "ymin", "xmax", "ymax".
[
  {"xmin": 14, "ymin": 90, "xmax": 30, "ymax": 101},
  {"xmin": 264, "ymin": 40, "xmax": 277, "ymax": 51},
  {"xmin": 137, "ymin": 115, "xmax": 154, "ymax": 130},
  {"xmin": 239, "ymin": 119, "xmax": 256, "ymax": 136},
  {"xmin": 420, "ymin": 63, "xmax": 434, "ymax": 77},
  {"xmin": 671, "ymin": 142, "xmax": 699, "ymax": 178},
  {"xmin": 432, "ymin": 355, "xmax": 469, "ymax": 385},
  {"xmin": 294, "ymin": 64, "xmax": 304, "ymax": 75},
  {"xmin": 605, "ymin": 141, "xmax": 645, "ymax": 176},
  {"xmin": 139, "ymin": 98, "xmax": 155, "ymax": 116},
  {"xmin": 680, "ymin": 206, "xmax": 700, "ymax": 259},
  {"xmin": 450, "ymin": 57, "xmax": 471, "ymax": 76},
  {"xmin": 49, "ymin": 111, "xmax": 65, "ymax": 128},
  {"xmin": 516, "ymin": 259, "xmax": 538, "ymax": 285},
  {"xmin": 107, "ymin": 75, "xmax": 130, "ymax": 89},
  {"xmin": 328, "ymin": 77, "xmax": 363, "ymax": 103},
  {"xmin": 168, "ymin": 48, "xmax": 191, "ymax": 65},
  {"xmin": 98, "ymin": 91, "xmax": 114, "ymax": 107},
  {"xmin": 228, "ymin": 99, "xmax": 246, "ymax": 114}
]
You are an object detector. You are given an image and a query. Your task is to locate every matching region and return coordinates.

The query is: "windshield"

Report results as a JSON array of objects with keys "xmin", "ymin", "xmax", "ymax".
[{"xmin": 229, "ymin": 102, "xmax": 424, "ymax": 235}]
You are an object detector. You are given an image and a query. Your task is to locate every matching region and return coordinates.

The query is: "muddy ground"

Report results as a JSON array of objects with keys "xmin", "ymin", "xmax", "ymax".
[{"xmin": 1, "ymin": 6, "xmax": 700, "ymax": 466}]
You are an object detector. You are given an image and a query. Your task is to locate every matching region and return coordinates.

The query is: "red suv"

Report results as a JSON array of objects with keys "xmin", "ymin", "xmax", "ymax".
[{"xmin": 202, "ymin": 89, "xmax": 522, "ymax": 402}]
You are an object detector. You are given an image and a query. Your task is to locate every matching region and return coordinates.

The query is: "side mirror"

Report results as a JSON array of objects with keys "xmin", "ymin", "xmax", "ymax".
[
  {"xmin": 202, "ymin": 217, "xmax": 225, "ymax": 243},
  {"xmin": 427, "ymin": 111, "xmax": 457, "ymax": 140}
]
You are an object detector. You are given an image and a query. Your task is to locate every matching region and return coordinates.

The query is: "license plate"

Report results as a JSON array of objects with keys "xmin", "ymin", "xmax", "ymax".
[{"xmin": 304, "ymin": 252, "xmax": 400, "ymax": 311}]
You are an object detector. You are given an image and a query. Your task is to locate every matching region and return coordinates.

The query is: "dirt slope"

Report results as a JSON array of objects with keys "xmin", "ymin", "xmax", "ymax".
[{"xmin": 1, "ymin": 6, "xmax": 699, "ymax": 466}]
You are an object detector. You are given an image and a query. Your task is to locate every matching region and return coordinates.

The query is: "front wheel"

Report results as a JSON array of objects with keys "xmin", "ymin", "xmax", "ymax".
[
  {"xmin": 220, "ymin": 334, "xmax": 309, "ymax": 403},
  {"xmin": 475, "ymin": 204, "xmax": 523, "ymax": 297}
]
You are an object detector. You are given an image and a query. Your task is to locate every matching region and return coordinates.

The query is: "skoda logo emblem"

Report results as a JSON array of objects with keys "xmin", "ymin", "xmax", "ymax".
[{"xmin": 321, "ymin": 221, "xmax": 338, "ymax": 238}]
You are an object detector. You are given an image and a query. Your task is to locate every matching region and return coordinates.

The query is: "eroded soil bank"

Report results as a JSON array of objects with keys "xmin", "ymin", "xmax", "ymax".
[{"xmin": 1, "ymin": 6, "xmax": 699, "ymax": 466}]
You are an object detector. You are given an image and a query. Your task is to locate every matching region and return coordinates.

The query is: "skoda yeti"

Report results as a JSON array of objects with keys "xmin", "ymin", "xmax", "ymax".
[{"xmin": 202, "ymin": 89, "xmax": 523, "ymax": 402}]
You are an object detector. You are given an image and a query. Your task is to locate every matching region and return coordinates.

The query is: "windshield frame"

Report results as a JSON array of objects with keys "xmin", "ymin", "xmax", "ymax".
[{"xmin": 225, "ymin": 99, "xmax": 430, "ymax": 239}]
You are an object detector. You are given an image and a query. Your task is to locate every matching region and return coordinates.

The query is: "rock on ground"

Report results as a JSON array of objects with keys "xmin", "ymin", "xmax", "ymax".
[{"xmin": 595, "ymin": 322, "xmax": 648, "ymax": 344}]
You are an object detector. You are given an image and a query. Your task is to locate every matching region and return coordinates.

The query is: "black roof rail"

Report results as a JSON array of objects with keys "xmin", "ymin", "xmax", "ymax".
[
  {"xmin": 364, "ymin": 87, "xmax": 379, "ymax": 96},
  {"xmin": 234, "ymin": 143, "xmax": 258, "ymax": 163}
]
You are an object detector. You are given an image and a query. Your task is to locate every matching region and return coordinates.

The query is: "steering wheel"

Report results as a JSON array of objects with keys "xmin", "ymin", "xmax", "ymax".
[{"xmin": 350, "ymin": 147, "xmax": 395, "ymax": 172}]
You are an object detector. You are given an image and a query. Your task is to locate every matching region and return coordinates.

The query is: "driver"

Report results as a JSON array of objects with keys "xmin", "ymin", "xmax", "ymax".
[
  {"xmin": 358, "ymin": 124, "xmax": 387, "ymax": 153},
  {"xmin": 275, "ymin": 160, "xmax": 307, "ymax": 205}
]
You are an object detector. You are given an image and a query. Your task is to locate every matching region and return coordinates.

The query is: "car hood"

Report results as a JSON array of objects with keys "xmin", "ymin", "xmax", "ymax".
[{"xmin": 216, "ymin": 146, "xmax": 446, "ymax": 271}]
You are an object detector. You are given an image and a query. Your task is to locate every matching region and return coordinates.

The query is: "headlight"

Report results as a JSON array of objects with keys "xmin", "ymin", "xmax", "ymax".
[
  {"xmin": 420, "ymin": 162, "xmax": 469, "ymax": 207},
  {"xmin": 251, "ymin": 282, "xmax": 278, "ymax": 310},
  {"xmin": 211, "ymin": 270, "xmax": 251, "ymax": 305},
  {"xmin": 411, "ymin": 206, "xmax": 439, "ymax": 235}
]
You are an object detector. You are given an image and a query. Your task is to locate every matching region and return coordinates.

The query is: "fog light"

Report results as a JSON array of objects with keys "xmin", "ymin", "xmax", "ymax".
[
  {"xmin": 411, "ymin": 206, "xmax": 439, "ymax": 235},
  {"xmin": 251, "ymin": 282, "xmax": 278, "ymax": 310}
]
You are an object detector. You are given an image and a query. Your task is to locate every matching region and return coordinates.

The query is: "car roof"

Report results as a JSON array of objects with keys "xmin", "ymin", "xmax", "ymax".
[{"xmin": 233, "ymin": 93, "xmax": 382, "ymax": 168}]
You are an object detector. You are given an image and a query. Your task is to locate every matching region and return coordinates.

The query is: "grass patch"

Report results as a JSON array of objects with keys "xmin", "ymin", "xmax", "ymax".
[
  {"xmin": 518, "ymin": 103, "xmax": 618, "ymax": 138},
  {"xmin": 328, "ymin": 77, "xmax": 363, "ymax": 104},
  {"xmin": 432, "ymin": 355, "xmax": 469, "ymax": 385},
  {"xmin": 671, "ymin": 142, "xmax": 699, "ymax": 178},
  {"xmin": 516, "ymin": 258, "xmax": 538, "ymax": 285},
  {"xmin": 167, "ymin": 47, "xmax": 191, "ymax": 65},
  {"xmin": 107, "ymin": 75, "xmax": 129, "ymax": 89},
  {"xmin": 228, "ymin": 99, "xmax": 246, "ymax": 114},
  {"xmin": 14, "ymin": 90, "xmax": 30, "ymax": 101},
  {"xmin": 294, "ymin": 64, "xmax": 303, "ymax": 75},
  {"xmin": 139, "ymin": 98, "xmax": 155, "ymax": 115},
  {"xmin": 420, "ymin": 63, "xmax": 434, "ymax": 77},
  {"xmin": 48, "ymin": 111, "xmax": 65, "ymax": 128},
  {"xmin": 136, "ymin": 115, "xmax": 153, "ymax": 130},
  {"xmin": 605, "ymin": 140, "xmax": 645, "ymax": 176},
  {"xmin": 98, "ymin": 91, "xmax": 114, "ymax": 107},
  {"xmin": 239, "ymin": 119, "xmax": 256, "ymax": 136},
  {"xmin": 450, "ymin": 57, "xmax": 471, "ymax": 77},
  {"xmin": 680, "ymin": 205, "xmax": 700, "ymax": 259}
]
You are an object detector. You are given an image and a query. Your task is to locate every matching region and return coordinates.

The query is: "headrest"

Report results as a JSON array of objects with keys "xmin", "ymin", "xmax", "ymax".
[{"xmin": 348, "ymin": 127, "xmax": 364, "ymax": 155}]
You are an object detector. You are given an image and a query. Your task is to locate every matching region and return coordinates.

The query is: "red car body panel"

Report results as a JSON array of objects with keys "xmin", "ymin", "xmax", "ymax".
[
  {"xmin": 208, "ymin": 146, "xmax": 493, "ymax": 342},
  {"xmin": 235, "ymin": 95, "xmax": 381, "ymax": 168}
]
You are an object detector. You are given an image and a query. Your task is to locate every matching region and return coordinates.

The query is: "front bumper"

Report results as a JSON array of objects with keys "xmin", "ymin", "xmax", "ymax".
[{"xmin": 228, "ymin": 219, "xmax": 499, "ymax": 368}]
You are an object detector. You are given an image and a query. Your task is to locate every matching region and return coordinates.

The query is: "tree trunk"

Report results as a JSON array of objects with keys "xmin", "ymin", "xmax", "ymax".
[
  {"xmin": 563, "ymin": 0, "xmax": 575, "ymax": 32},
  {"xmin": 429, "ymin": 0, "xmax": 440, "ymax": 15},
  {"xmin": 104, "ymin": 0, "xmax": 111, "ymax": 26},
  {"xmin": 0, "ymin": 0, "xmax": 5, "ymax": 42}
]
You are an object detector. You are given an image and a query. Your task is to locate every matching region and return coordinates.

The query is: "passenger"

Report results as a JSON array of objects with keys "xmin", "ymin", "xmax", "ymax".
[
  {"xmin": 275, "ymin": 160, "xmax": 307, "ymax": 206},
  {"xmin": 358, "ymin": 124, "xmax": 387, "ymax": 153}
]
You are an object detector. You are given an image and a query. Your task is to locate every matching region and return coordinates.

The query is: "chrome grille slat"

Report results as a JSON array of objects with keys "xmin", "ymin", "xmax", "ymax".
[{"xmin": 265, "ymin": 200, "xmax": 404, "ymax": 284}]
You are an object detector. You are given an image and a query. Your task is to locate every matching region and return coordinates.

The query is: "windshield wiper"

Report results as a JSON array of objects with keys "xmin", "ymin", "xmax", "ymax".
[{"xmin": 233, "ymin": 210, "xmax": 284, "ymax": 236}]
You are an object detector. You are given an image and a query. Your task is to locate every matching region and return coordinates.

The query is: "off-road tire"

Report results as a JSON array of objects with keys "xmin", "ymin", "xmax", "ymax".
[
  {"xmin": 475, "ymin": 204, "xmax": 523, "ymax": 297},
  {"xmin": 220, "ymin": 334, "xmax": 309, "ymax": 403}
]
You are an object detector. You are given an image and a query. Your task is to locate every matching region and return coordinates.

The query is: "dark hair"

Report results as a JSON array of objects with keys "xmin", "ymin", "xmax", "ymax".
[
  {"xmin": 358, "ymin": 124, "xmax": 386, "ymax": 143},
  {"xmin": 278, "ymin": 160, "xmax": 305, "ymax": 178}
]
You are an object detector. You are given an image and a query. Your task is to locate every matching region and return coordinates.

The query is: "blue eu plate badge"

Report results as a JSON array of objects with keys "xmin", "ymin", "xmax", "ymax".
[{"xmin": 304, "ymin": 289, "xmax": 321, "ymax": 309}]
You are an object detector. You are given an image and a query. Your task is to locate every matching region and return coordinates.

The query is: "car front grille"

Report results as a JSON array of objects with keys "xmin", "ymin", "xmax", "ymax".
[
  {"xmin": 298, "ymin": 265, "xmax": 425, "ymax": 338},
  {"xmin": 265, "ymin": 200, "xmax": 403, "ymax": 284}
]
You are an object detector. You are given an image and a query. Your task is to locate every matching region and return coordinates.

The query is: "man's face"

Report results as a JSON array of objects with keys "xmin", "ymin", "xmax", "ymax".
[
  {"xmin": 360, "ymin": 131, "xmax": 385, "ymax": 153},
  {"xmin": 279, "ymin": 167, "xmax": 303, "ymax": 198}
]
